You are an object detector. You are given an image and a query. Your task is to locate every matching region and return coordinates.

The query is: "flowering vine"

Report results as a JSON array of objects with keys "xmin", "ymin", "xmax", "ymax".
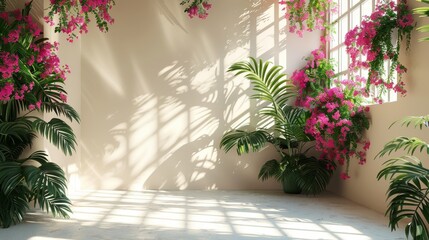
[
  {"xmin": 345, "ymin": 0, "xmax": 414, "ymax": 101},
  {"xmin": 292, "ymin": 49, "xmax": 335, "ymax": 107},
  {"xmin": 45, "ymin": 0, "xmax": 116, "ymax": 42},
  {"xmin": 0, "ymin": 2, "xmax": 69, "ymax": 109},
  {"xmin": 292, "ymin": 49, "xmax": 370, "ymax": 179},
  {"xmin": 279, "ymin": 0, "xmax": 337, "ymax": 37},
  {"xmin": 181, "ymin": 0, "xmax": 212, "ymax": 19}
]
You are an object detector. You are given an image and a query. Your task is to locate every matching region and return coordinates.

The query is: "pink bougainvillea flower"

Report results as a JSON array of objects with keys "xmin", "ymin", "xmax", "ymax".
[
  {"xmin": 280, "ymin": 0, "xmax": 337, "ymax": 37},
  {"xmin": 344, "ymin": 0, "xmax": 414, "ymax": 100}
]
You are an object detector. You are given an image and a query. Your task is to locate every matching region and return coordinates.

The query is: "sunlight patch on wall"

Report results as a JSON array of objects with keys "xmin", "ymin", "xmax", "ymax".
[{"xmin": 80, "ymin": 0, "xmax": 289, "ymax": 190}]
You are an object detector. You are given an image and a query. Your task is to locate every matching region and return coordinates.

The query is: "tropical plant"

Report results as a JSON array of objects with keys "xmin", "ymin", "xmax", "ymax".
[
  {"xmin": 414, "ymin": 0, "xmax": 429, "ymax": 41},
  {"xmin": 220, "ymin": 57, "xmax": 334, "ymax": 194},
  {"xmin": 376, "ymin": 115, "xmax": 429, "ymax": 239},
  {"xmin": 0, "ymin": 3, "xmax": 79, "ymax": 228}
]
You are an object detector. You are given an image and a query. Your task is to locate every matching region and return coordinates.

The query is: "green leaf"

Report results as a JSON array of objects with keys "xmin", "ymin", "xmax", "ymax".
[
  {"xmin": 258, "ymin": 159, "xmax": 282, "ymax": 181},
  {"xmin": 32, "ymin": 118, "xmax": 77, "ymax": 156},
  {"xmin": 228, "ymin": 57, "xmax": 296, "ymax": 124},
  {"xmin": 23, "ymin": 158, "xmax": 71, "ymax": 218},
  {"xmin": 376, "ymin": 136, "xmax": 429, "ymax": 158},
  {"xmin": 0, "ymin": 185, "xmax": 31, "ymax": 228},
  {"xmin": 297, "ymin": 157, "xmax": 335, "ymax": 195},
  {"xmin": 377, "ymin": 156, "xmax": 429, "ymax": 239},
  {"xmin": 220, "ymin": 129, "xmax": 270, "ymax": 155}
]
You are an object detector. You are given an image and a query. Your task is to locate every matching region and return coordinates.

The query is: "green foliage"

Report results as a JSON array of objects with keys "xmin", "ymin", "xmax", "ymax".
[
  {"xmin": 0, "ymin": 3, "xmax": 78, "ymax": 228},
  {"xmin": 258, "ymin": 159, "xmax": 282, "ymax": 181},
  {"xmin": 414, "ymin": 0, "xmax": 429, "ymax": 41},
  {"xmin": 258, "ymin": 155, "xmax": 334, "ymax": 195},
  {"xmin": 297, "ymin": 157, "xmax": 335, "ymax": 195},
  {"xmin": 377, "ymin": 115, "xmax": 429, "ymax": 239},
  {"xmin": 0, "ymin": 0, "xmax": 5, "ymax": 12},
  {"xmin": 228, "ymin": 57, "xmax": 296, "ymax": 125},
  {"xmin": 0, "ymin": 102, "xmax": 76, "ymax": 228},
  {"xmin": 376, "ymin": 137, "xmax": 429, "ymax": 158},
  {"xmin": 221, "ymin": 58, "xmax": 333, "ymax": 194},
  {"xmin": 32, "ymin": 118, "xmax": 77, "ymax": 156},
  {"xmin": 220, "ymin": 130, "xmax": 271, "ymax": 156}
]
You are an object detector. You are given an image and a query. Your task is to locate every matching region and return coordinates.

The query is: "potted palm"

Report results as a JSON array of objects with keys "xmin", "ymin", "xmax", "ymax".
[{"xmin": 220, "ymin": 58, "xmax": 334, "ymax": 194}]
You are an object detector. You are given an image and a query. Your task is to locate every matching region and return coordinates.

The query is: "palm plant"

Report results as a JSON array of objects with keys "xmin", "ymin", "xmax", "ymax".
[
  {"xmin": 376, "ymin": 115, "xmax": 429, "ymax": 239},
  {"xmin": 220, "ymin": 58, "xmax": 334, "ymax": 195},
  {"xmin": 0, "ymin": 3, "xmax": 79, "ymax": 228}
]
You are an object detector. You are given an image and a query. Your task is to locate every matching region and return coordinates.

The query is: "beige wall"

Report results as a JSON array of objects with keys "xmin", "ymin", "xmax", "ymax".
[
  {"xmin": 328, "ymin": 0, "xmax": 429, "ymax": 213},
  {"xmin": 41, "ymin": 0, "xmax": 82, "ymax": 191},
  {"xmin": 78, "ymin": 0, "xmax": 320, "ymax": 190}
]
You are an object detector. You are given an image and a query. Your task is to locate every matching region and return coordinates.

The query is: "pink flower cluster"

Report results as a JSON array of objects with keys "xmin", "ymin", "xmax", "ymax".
[
  {"xmin": 304, "ymin": 87, "xmax": 370, "ymax": 179},
  {"xmin": 344, "ymin": 0, "xmax": 414, "ymax": 99},
  {"xmin": 279, "ymin": 0, "xmax": 337, "ymax": 37},
  {"xmin": 182, "ymin": 0, "xmax": 212, "ymax": 19},
  {"xmin": 0, "ymin": 5, "xmax": 69, "ymax": 109},
  {"xmin": 45, "ymin": 0, "xmax": 115, "ymax": 42},
  {"xmin": 291, "ymin": 49, "xmax": 334, "ymax": 107},
  {"xmin": 291, "ymin": 50, "xmax": 371, "ymax": 179}
]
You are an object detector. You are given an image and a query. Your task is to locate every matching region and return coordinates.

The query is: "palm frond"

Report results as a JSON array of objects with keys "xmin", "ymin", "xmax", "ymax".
[
  {"xmin": 390, "ymin": 115, "xmax": 429, "ymax": 129},
  {"xmin": 41, "ymin": 102, "xmax": 80, "ymax": 123},
  {"xmin": 32, "ymin": 118, "xmax": 77, "ymax": 156},
  {"xmin": 0, "ymin": 119, "xmax": 33, "ymax": 144},
  {"xmin": 228, "ymin": 57, "xmax": 296, "ymax": 123},
  {"xmin": 297, "ymin": 157, "xmax": 334, "ymax": 195},
  {"xmin": 258, "ymin": 159, "xmax": 282, "ymax": 181},
  {"xmin": 377, "ymin": 156, "xmax": 429, "ymax": 239},
  {"xmin": 376, "ymin": 136, "xmax": 429, "ymax": 158},
  {"xmin": 0, "ymin": 144, "xmax": 11, "ymax": 162},
  {"xmin": 0, "ymin": 185, "xmax": 31, "ymax": 228},
  {"xmin": 414, "ymin": 2, "xmax": 429, "ymax": 41},
  {"xmin": 220, "ymin": 129, "xmax": 271, "ymax": 155},
  {"xmin": 22, "ymin": 152, "xmax": 71, "ymax": 218},
  {"xmin": 0, "ymin": 161, "xmax": 24, "ymax": 195},
  {"xmin": 0, "ymin": 119, "xmax": 35, "ymax": 160},
  {"xmin": 276, "ymin": 107, "xmax": 310, "ymax": 143}
]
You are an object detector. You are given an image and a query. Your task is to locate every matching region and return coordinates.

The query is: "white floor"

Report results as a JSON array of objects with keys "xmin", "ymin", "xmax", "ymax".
[{"xmin": 0, "ymin": 190, "xmax": 404, "ymax": 240}]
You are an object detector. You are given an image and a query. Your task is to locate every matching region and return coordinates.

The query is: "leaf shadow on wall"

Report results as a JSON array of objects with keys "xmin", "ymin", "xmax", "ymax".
[{"xmin": 80, "ymin": 0, "xmax": 286, "ymax": 190}]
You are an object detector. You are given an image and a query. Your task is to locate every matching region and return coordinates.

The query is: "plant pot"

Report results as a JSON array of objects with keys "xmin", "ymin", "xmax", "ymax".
[{"xmin": 282, "ymin": 172, "xmax": 302, "ymax": 194}]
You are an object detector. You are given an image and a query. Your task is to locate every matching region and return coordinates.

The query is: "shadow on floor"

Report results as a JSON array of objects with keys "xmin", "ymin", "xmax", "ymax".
[{"xmin": 0, "ymin": 190, "xmax": 405, "ymax": 240}]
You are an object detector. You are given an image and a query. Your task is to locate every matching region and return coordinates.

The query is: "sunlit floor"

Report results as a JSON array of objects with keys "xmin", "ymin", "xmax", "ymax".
[{"xmin": 0, "ymin": 190, "xmax": 404, "ymax": 240}]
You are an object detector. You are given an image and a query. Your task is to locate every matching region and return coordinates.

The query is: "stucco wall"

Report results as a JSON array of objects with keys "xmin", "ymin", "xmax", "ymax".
[
  {"xmin": 328, "ymin": 0, "xmax": 429, "ymax": 214},
  {"xmin": 78, "ymin": 0, "xmax": 320, "ymax": 190}
]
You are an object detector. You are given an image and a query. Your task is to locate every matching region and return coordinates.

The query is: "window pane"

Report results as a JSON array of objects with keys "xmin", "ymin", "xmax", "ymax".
[
  {"xmin": 361, "ymin": 0, "xmax": 372, "ymax": 17},
  {"xmin": 339, "ymin": 16, "xmax": 348, "ymax": 44},
  {"xmin": 340, "ymin": 46, "xmax": 348, "ymax": 73},
  {"xmin": 331, "ymin": 22, "xmax": 339, "ymax": 47},
  {"xmin": 340, "ymin": 1, "xmax": 348, "ymax": 16},
  {"xmin": 351, "ymin": 7, "xmax": 361, "ymax": 29}
]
